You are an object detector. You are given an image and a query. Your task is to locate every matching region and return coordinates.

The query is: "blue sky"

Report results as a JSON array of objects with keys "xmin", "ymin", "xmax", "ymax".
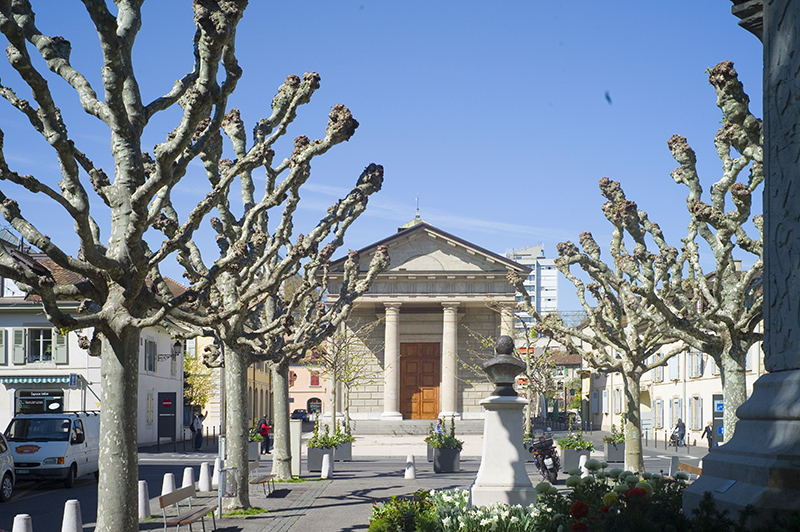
[{"xmin": 0, "ymin": 2, "xmax": 763, "ymax": 312}]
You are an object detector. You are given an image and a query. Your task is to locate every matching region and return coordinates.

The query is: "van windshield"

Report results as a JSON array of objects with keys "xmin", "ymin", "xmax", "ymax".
[{"xmin": 5, "ymin": 418, "xmax": 71, "ymax": 442}]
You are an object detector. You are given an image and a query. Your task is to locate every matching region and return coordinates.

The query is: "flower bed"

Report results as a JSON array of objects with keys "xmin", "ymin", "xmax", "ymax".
[{"xmin": 367, "ymin": 463, "xmax": 800, "ymax": 531}]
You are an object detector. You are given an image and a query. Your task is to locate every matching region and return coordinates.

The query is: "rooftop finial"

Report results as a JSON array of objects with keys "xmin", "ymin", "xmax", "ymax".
[{"xmin": 416, "ymin": 194, "xmax": 420, "ymax": 218}]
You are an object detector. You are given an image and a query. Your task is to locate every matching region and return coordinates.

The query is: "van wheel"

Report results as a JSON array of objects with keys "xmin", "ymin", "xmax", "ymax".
[
  {"xmin": 94, "ymin": 470, "xmax": 99, "ymax": 481},
  {"xmin": 64, "ymin": 464, "xmax": 76, "ymax": 489},
  {"xmin": 0, "ymin": 473, "xmax": 12, "ymax": 502}
]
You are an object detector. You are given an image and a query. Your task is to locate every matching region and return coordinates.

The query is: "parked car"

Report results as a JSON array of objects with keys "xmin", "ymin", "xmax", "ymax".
[
  {"xmin": 0, "ymin": 434, "xmax": 14, "ymax": 502},
  {"xmin": 291, "ymin": 409, "xmax": 308, "ymax": 422}
]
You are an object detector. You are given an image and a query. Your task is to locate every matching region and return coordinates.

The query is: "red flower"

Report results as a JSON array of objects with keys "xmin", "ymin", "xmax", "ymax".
[
  {"xmin": 600, "ymin": 505, "xmax": 611, "ymax": 513},
  {"xmin": 572, "ymin": 523, "xmax": 589, "ymax": 532},
  {"xmin": 625, "ymin": 487, "xmax": 648, "ymax": 500},
  {"xmin": 571, "ymin": 500, "xmax": 590, "ymax": 519}
]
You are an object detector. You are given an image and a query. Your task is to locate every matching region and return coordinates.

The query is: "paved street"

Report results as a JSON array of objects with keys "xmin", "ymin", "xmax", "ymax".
[{"xmin": 0, "ymin": 429, "xmax": 709, "ymax": 531}]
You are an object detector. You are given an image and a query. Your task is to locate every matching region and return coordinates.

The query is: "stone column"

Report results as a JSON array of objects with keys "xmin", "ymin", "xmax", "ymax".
[
  {"xmin": 440, "ymin": 302, "xmax": 460, "ymax": 420},
  {"xmin": 500, "ymin": 307, "xmax": 515, "ymax": 337},
  {"xmin": 684, "ymin": 2, "xmax": 800, "ymax": 516},
  {"xmin": 381, "ymin": 302, "xmax": 403, "ymax": 420}
]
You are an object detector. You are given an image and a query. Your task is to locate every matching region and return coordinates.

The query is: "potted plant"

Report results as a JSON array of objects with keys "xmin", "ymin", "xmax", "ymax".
[
  {"xmin": 333, "ymin": 420, "xmax": 355, "ymax": 462},
  {"xmin": 248, "ymin": 423, "xmax": 262, "ymax": 462},
  {"xmin": 424, "ymin": 417, "xmax": 463, "ymax": 473},
  {"xmin": 556, "ymin": 430, "xmax": 595, "ymax": 471},
  {"xmin": 306, "ymin": 418, "xmax": 337, "ymax": 472},
  {"xmin": 603, "ymin": 424, "xmax": 625, "ymax": 462}
]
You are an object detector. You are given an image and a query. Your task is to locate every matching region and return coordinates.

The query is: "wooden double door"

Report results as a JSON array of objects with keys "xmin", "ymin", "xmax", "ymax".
[{"xmin": 400, "ymin": 343, "xmax": 440, "ymax": 420}]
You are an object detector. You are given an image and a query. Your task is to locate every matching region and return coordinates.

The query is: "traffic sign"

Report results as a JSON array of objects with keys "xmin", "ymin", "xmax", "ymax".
[{"xmin": 162, "ymin": 398, "xmax": 173, "ymax": 408}]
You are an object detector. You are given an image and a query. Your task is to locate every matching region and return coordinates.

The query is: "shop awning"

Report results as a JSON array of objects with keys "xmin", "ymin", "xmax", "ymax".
[{"xmin": 0, "ymin": 376, "xmax": 70, "ymax": 384}]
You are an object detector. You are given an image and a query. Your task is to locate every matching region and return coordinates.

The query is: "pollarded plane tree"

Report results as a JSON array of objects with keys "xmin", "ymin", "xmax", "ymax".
[
  {"xmin": 589, "ymin": 62, "xmax": 762, "ymax": 442},
  {"xmin": 655, "ymin": 61, "xmax": 762, "ymax": 441},
  {"xmin": 0, "ymin": 1, "xmax": 384, "ymax": 527},
  {"xmin": 154, "ymin": 89, "xmax": 390, "ymax": 503},
  {"xmin": 510, "ymin": 230, "xmax": 686, "ymax": 473},
  {"xmin": 0, "ymin": 3, "xmax": 256, "ymax": 531}
]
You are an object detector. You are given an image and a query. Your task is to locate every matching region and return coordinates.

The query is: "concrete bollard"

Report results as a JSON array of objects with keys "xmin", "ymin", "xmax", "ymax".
[
  {"xmin": 212, "ymin": 457, "xmax": 222, "ymax": 488},
  {"xmin": 579, "ymin": 454, "xmax": 589, "ymax": 478},
  {"xmin": 12, "ymin": 514, "xmax": 32, "ymax": 532},
  {"xmin": 321, "ymin": 453, "xmax": 332, "ymax": 479},
  {"xmin": 60, "ymin": 499, "xmax": 82, "ymax": 532},
  {"xmin": 181, "ymin": 467, "xmax": 196, "ymax": 489},
  {"xmin": 404, "ymin": 455, "xmax": 416, "ymax": 480},
  {"xmin": 138, "ymin": 480, "xmax": 151, "ymax": 519},
  {"xmin": 161, "ymin": 472, "xmax": 176, "ymax": 496},
  {"xmin": 669, "ymin": 455, "xmax": 679, "ymax": 478},
  {"xmin": 199, "ymin": 462, "xmax": 212, "ymax": 492}
]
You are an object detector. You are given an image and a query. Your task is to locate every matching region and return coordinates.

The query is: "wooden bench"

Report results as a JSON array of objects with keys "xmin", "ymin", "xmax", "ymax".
[
  {"xmin": 158, "ymin": 484, "xmax": 218, "ymax": 532},
  {"xmin": 678, "ymin": 462, "xmax": 703, "ymax": 477},
  {"xmin": 248, "ymin": 459, "xmax": 276, "ymax": 497}
]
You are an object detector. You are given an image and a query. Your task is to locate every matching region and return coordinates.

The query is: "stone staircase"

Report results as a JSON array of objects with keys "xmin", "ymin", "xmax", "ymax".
[{"xmin": 349, "ymin": 419, "xmax": 485, "ymax": 435}]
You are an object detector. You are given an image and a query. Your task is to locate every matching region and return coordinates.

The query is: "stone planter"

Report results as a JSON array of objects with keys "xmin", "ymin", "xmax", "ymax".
[
  {"xmin": 334, "ymin": 441, "xmax": 352, "ymax": 462},
  {"xmin": 307, "ymin": 447, "xmax": 334, "ymax": 473},
  {"xmin": 433, "ymin": 448, "xmax": 461, "ymax": 473},
  {"xmin": 427, "ymin": 444, "xmax": 433, "ymax": 462},
  {"xmin": 604, "ymin": 442, "xmax": 625, "ymax": 463},
  {"xmin": 248, "ymin": 441, "xmax": 260, "ymax": 462},
  {"xmin": 559, "ymin": 447, "xmax": 591, "ymax": 472}
]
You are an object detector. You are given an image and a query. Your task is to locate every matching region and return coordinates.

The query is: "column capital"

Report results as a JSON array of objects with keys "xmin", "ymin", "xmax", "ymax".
[
  {"xmin": 441, "ymin": 301, "xmax": 461, "ymax": 310},
  {"xmin": 383, "ymin": 301, "xmax": 402, "ymax": 310}
]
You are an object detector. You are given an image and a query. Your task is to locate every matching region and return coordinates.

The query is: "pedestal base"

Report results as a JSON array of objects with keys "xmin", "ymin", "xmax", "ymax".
[
  {"xmin": 471, "ymin": 486, "xmax": 538, "ymax": 507},
  {"xmin": 380, "ymin": 411, "xmax": 403, "ymax": 421},
  {"xmin": 470, "ymin": 395, "xmax": 535, "ymax": 507},
  {"xmin": 684, "ymin": 370, "xmax": 800, "ymax": 518}
]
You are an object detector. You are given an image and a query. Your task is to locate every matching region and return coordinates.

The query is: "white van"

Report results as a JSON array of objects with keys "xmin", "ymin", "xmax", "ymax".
[{"xmin": 4, "ymin": 412, "xmax": 100, "ymax": 488}]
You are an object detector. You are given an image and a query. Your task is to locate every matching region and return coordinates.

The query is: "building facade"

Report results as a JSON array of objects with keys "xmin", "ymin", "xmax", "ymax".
[
  {"xmin": 325, "ymin": 218, "xmax": 529, "ymax": 421},
  {"xmin": 505, "ymin": 245, "xmax": 558, "ymax": 334},
  {"xmin": 586, "ymin": 340, "xmax": 764, "ymax": 446}
]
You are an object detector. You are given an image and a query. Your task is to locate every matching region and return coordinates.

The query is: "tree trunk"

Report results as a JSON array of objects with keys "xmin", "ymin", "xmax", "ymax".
[
  {"xmin": 96, "ymin": 329, "xmax": 139, "ymax": 532},
  {"xmin": 719, "ymin": 342, "xmax": 747, "ymax": 442},
  {"xmin": 622, "ymin": 371, "xmax": 645, "ymax": 473},
  {"xmin": 223, "ymin": 345, "xmax": 251, "ymax": 510},
  {"xmin": 329, "ymin": 368, "xmax": 337, "ymax": 434},
  {"xmin": 271, "ymin": 360, "xmax": 293, "ymax": 479}
]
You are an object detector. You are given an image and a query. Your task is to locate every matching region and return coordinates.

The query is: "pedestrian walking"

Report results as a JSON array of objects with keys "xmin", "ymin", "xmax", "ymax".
[
  {"xmin": 675, "ymin": 418, "xmax": 686, "ymax": 447},
  {"xmin": 701, "ymin": 421, "xmax": 713, "ymax": 450},
  {"xmin": 192, "ymin": 410, "xmax": 208, "ymax": 450},
  {"xmin": 257, "ymin": 415, "xmax": 271, "ymax": 454}
]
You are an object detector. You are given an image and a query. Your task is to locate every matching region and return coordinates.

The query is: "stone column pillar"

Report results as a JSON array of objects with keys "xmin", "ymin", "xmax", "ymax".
[
  {"xmin": 440, "ymin": 302, "xmax": 460, "ymax": 420},
  {"xmin": 685, "ymin": 2, "xmax": 800, "ymax": 516},
  {"xmin": 500, "ymin": 306, "xmax": 515, "ymax": 337},
  {"xmin": 381, "ymin": 302, "xmax": 403, "ymax": 420}
]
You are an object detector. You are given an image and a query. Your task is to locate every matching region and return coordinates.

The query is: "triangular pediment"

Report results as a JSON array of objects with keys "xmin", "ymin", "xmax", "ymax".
[{"xmin": 330, "ymin": 222, "xmax": 530, "ymax": 275}]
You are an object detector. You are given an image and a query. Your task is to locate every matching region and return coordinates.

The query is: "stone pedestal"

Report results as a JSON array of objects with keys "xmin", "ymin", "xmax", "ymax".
[
  {"xmin": 683, "ymin": 371, "xmax": 800, "ymax": 514},
  {"xmin": 470, "ymin": 395, "xmax": 536, "ymax": 507}
]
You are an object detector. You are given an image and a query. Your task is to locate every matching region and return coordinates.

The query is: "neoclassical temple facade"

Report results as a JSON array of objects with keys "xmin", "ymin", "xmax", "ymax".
[{"xmin": 326, "ymin": 218, "xmax": 530, "ymax": 421}]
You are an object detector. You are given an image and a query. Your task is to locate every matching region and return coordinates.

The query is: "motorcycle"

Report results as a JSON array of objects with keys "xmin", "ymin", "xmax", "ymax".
[{"xmin": 528, "ymin": 428, "xmax": 560, "ymax": 484}]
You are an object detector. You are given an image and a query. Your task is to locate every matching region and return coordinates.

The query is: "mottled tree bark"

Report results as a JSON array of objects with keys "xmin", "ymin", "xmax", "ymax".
[
  {"xmin": 622, "ymin": 369, "xmax": 644, "ymax": 473},
  {"xmin": 96, "ymin": 328, "xmax": 140, "ymax": 532},
  {"xmin": 223, "ymin": 344, "xmax": 251, "ymax": 510},
  {"xmin": 270, "ymin": 360, "xmax": 293, "ymax": 480}
]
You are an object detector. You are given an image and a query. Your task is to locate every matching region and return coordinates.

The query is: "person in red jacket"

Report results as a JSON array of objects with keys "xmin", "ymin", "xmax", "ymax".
[{"xmin": 257, "ymin": 415, "xmax": 271, "ymax": 454}]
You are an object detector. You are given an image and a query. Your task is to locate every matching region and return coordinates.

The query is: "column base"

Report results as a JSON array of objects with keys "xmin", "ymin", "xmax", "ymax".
[
  {"xmin": 683, "ymin": 370, "xmax": 800, "ymax": 519},
  {"xmin": 380, "ymin": 411, "xmax": 404, "ymax": 421}
]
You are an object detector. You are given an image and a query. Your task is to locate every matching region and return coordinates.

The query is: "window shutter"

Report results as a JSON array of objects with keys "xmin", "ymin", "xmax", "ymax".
[
  {"xmin": 12, "ymin": 329, "xmax": 25, "ymax": 364},
  {"xmin": 669, "ymin": 357, "xmax": 679, "ymax": 380},
  {"xmin": 53, "ymin": 330, "xmax": 68, "ymax": 364},
  {"xmin": 0, "ymin": 329, "xmax": 6, "ymax": 365},
  {"xmin": 698, "ymin": 397, "xmax": 703, "ymax": 429},
  {"xmin": 687, "ymin": 398, "xmax": 694, "ymax": 429}
]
